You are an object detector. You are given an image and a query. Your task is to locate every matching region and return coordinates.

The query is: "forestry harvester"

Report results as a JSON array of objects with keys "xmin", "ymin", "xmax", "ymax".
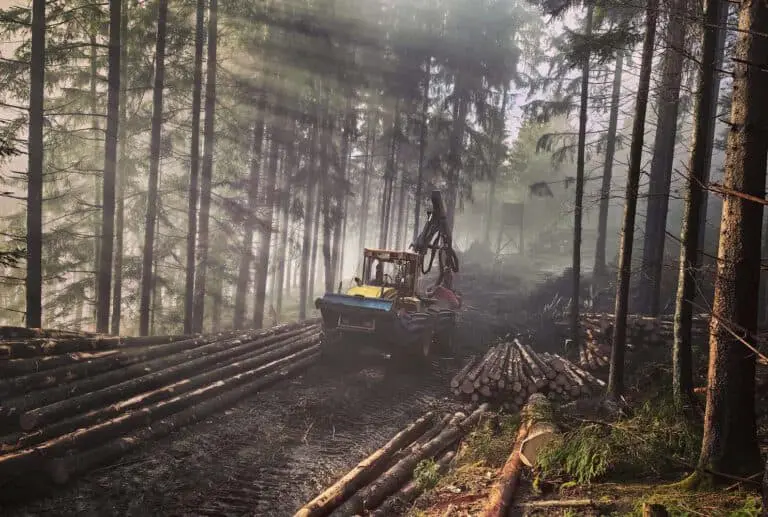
[{"xmin": 315, "ymin": 190, "xmax": 461, "ymax": 362}]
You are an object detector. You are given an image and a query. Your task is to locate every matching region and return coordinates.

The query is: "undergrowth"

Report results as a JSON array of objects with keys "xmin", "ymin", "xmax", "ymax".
[
  {"xmin": 460, "ymin": 412, "xmax": 521, "ymax": 468},
  {"xmin": 536, "ymin": 396, "xmax": 701, "ymax": 484}
]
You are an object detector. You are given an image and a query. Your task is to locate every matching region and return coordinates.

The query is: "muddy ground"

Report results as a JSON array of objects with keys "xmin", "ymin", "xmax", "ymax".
[{"xmin": 1, "ymin": 260, "xmax": 552, "ymax": 517}]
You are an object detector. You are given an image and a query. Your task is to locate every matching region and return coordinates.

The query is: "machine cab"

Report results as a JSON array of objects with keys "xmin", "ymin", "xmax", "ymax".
[{"xmin": 349, "ymin": 248, "xmax": 421, "ymax": 303}]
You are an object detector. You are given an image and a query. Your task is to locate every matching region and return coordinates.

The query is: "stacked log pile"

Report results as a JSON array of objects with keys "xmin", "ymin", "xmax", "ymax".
[
  {"xmin": 450, "ymin": 339, "xmax": 604, "ymax": 410},
  {"xmin": 574, "ymin": 313, "xmax": 709, "ymax": 371},
  {"xmin": 0, "ymin": 320, "xmax": 321, "ymax": 485},
  {"xmin": 295, "ymin": 404, "xmax": 489, "ymax": 517}
]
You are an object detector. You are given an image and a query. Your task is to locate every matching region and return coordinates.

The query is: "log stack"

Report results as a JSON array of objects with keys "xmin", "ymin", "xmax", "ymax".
[
  {"xmin": 574, "ymin": 313, "xmax": 709, "ymax": 371},
  {"xmin": 0, "ymin": 320, "xmax": 322, "ymax": 485},
  {"xmin": 295, "ymin": 404, "xmax": 489, "ymax": 517},
  {"xmin": 450, "ymin": 339, "xmax": 605, "ymax": 410}
]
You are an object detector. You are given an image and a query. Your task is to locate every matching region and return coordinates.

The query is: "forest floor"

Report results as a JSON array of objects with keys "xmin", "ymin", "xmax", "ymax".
[{"xmin": 1, "ymin": 250, "xmax": 553, "ymax": 516}]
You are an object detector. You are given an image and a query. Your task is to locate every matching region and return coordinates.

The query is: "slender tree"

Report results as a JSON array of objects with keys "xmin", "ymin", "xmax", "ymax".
[
  {"xmin": 608, "ymin": 0, "xmax": 659, "ymax": 397},
  {"xmin": 183, "ymin": 0, "xmax": 206, "ymax": 334},
  {"xmin": 413, "ymin": 59, "xmax": 431, "ymax": 243},
  {"xmin": 96, "ymin": 0, "xmax": 122, "ymax": 334},
  {"xmin": 26, "ymin": 0, "xmax": 45, "ymax": 328},
  {"xmin": 694, "ymin": 0, "xmax": 767, "ymax": 478},
  {"xmin": 138, "ymin": 0, "xmax": 168, "ymax": 336},
  {"xmin": 638, "ymin": 0, "xmax": 689, "ymax": 315},
  {"xmin": 192, "ymin": 0, "xmax": 218, "ymax": 333},
  {"xmin": 671, "ymin": 0, "xmax": 725, "ymax": 409},
  {"xmin": 569, "ymin": 5, "xmax": 593, "ymax": 354},
  {"xmin": 593, "ymin": 52, "xmax": 623, "ymax": 280}
]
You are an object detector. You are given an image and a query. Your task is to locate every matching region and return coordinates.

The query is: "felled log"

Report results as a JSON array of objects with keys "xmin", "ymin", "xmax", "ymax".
[
  {"xmin": 487, "ymin": 343, "xmax": 509, "ymax": 383},
  {"xmin": 370, "ymin": 449, "xmax": 456, "ymax": 517},
  {"xmin": 480, "ymin": 409, "xmax": 531, "ymax": 517},
  {"xmin": 517, "ymin": 499, "xmax": 594, "ymax": 509},
  {"xmin": 519, "ymin": 394, "xmax": 557, "ymax": 467},
  {"xmin": 642, "ymin": 503, "xmax": 669, "ymax": 517},
  {"xmin": 461, "ymin": 349, "xmax": 493, "ymax": 394},
  {"xmin": 20, "ymin": 331, "xmax": 320, "ymax": 432},
  {"xmin": 0, "ymin": 334, "xmax": 189, "ymax": 360},
  {"xmin": 0, "ymin": 349, "xmax": 122, "ymax": 378},
  {"xmin": 0, "ymin": 323, "xmax": 318, "ymax": 422},
  {"xmin": 293, "ymin": 411, "xmax": 437, "ymax": 517},
  {"xmin": 514, "ymin": 339, "xmax": 546, "ymax": 389},
  {"xmin": 344, "ymin": 404, "xmax": 489, "ymax": 515},
  {"xmin": 450, "ymin": 356, "xmax": 476, "ymax": 389},
  {"xmin": 48, "ymin": 352, "xmax": 319, "ymax": 485},
  {"xmin": 0, "ymin": 345, "xmax": 320, "ymax": 479},
  {"xmin": 522, "ymin": 342, "xmax": 556, "ymax": 380}
]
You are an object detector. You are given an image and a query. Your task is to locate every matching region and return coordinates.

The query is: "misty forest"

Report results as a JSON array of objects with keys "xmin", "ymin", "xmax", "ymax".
[{"xmin": 0, "ymin": 0, "xmax": 766, "ymax": 514}]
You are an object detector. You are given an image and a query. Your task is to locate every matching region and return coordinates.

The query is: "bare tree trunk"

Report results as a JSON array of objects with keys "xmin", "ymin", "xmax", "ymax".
[
  {"xmin": 697, "ymin": 3, "xmax": 729, "ymax": 260},
  {"xmin": 233, "ymin": 101, "xmax": 266, "ymax": 329},
  {"xmin": 696, "ymin": 0, "xmax": 767, "ymax": 477},
  {"xmin": 395, "ymin": 161, "xmax": 407, "ymax": 250},
  {"xmin": 638, "ymin": 0, "xmax": 688, "ymax": 316},
  {"xmin": 299, "ymin": 121, "xmax": 319, "ymax": 320},
  {"xmin": 608, "ymin": 0, "xmax": 658, "ymax": 397},
  {"xmin": 26, "ymin": 0, "xmax": 45, "ymax": 329},
  {"xmin": 484, "ymin": 86, "xmax": 509, "ymax": 248},
  {"xmin": 358, "ymin": 108, "xmax": 376, "ymax": 252},
  {"xmin": 276, "ymin": 133, "xmax": 296, "ymax": 317},
  {"xmin": 321, "ymin": 107, "xmax": 336, "ymax": 294},
  {"xmin": 183, "ymin": 0, "xmax": 206, "ymax": 335},
  {"xmin": 90, "ymin": 35, "xmax": 101, "ymax": 328},
  {"xmin": 380, "ymin": 102, "xmax": 399, "ymax": 250},
  {"xmin": 139, "ymin": 0, "xmax": 168, "ymax": 337},
  {"xmin": 414, "ymin": 58, "xmax": 430, "ymax": 243},
  {"xmin": 672, "ymin": 0, "xmax": 725, "ymax": 409},
  {"xmin": 593, "ymin": 53, "xmax": 623, "ymax": 281},
  {"xmin": 570, "ymin": 5, "xmax": 593, "ymax": 352},
  {"xmin": 446, "ymin": 80, "xmax": 468, "ymax": 234},
  {"xmin": 309, "ymin": 179, "xmax": 322, "ymax": 299},
  {"xmin": 331, "ymin": 106, "xmax": 352, "ymax": 287},
  {"xmin": 191, "ymin": 0, "xmax": 218, "ymax": 334},
  {"xmin": 110, "ymin": 0, "xmax": 129, "ymax": 336},
  {"xmin": 253, "ymin": 121, "xmax": 280, "ymax": 329},
  {"xmin": 211, "ymin": 267, "xmax": 222, "ymax": 333},
  {"xmin": 96, "ymin": 0, "xmax": 121, "ymax": 334}
]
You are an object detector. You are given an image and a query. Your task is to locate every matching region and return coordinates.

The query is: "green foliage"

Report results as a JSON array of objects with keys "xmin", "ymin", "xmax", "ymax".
[
  {"xmin": 461, "ymin": 412, "xmax": 521, "ymax": 468},
  {"xmin": 413, "ymin": 458, "xmax": 443, "ymax": 491},
  {"xmin": 536, "ymin": 397, "xmax": 701, "ymax": 484}
]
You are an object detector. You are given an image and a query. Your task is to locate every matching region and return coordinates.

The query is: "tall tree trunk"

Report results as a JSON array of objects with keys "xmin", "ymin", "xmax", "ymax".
[
  {"xmin": 276, "ymin": 132, "xmax": 296, "ymax": 317},
  {"xmin": 672, "ymin": 0, "xmax": 725, "ymax": 409},
  {"xmin": 335, "ymin": 121, "xmax": 353, "ymax": 284},
  {"xmin": 253, "ymin": 121, "xmax": 280, "ymax": 329},
  {"xmin": 638, "ymin": 0, "xmax": 688, "ymax": 315},
  {"xmin": 380, "ymin": 102, "xmax": 399, "ymax": 249},
  {"xmin": 696, "ymin": 0, "xmax": 767, "ymax": 477},
  {"xmin": 593, "ymin": 53, "xmax": 623, "ymax": 281},
  {"xmin": 110, "ymin": 0, "xmax": 129, "ymax": 336},
  {"xmin": 569, "ymin": 5, "xmax": 593, "ymax": 353},
  {"xmin": 696, "ymin": 3, "xmax": 729, "ymax": 260},
  {"xmin": 90, "ymin": 35, "xmax": 101, "ymax": 327},
  {"xmin": 138, "ymin": 0, "xmax": 168, "ymax": 337},
  {"xmin": 608, "ymin": 0, "xmax": 658, "ymax": 397},
  {"xmin": 191, "ymin": 0, "xmax": 218, "ymax": 334},
  {"xmin": 321, "ymin": 108, "xmax": 336, "ymax": 294},
  {"xmin": 446, "ymin": 80, "xmax": 468, "ymax": 234},
  {"xmin": 299, "ymin": 120, "xmax": 319, "ymax": 320},
  {"xmin": 331, "ymin": 106, "xmax": 352, "ymax": 287},
  {"xmin": 183, "ymin": 0, "xmax": 206, "ymax": 334},
  {"xmin": 358, "ymin": 108, "xmax": 376, "ymax": 252},
  {"xmin": 484, "ymin": 86, "xmax": 509, "ymax": 248},
  {"xmin": 233, "ymin": 101, "xmax": 266, "ymax": 329},
  {"xmin": 211, "ymin": 267, "xmax": 222, "ymax": 333},
  {"xmin": 414, "ymin": 58, "xmax": 431, "ymax": 243},
  {"xmin": 309, "ymin": 179, "xmax": 322, "ymax": 299},
  {"xmin": 96, "ymin": 0, "xmax": 122, "ymax": 334},
  {"xmin": 395, "ymin": 160, "xmax": 407, "ymax": 250}
]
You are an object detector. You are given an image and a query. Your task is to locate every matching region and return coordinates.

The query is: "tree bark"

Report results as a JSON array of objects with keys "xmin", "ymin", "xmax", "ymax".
[
  {"xmin": 110, "ymin": 0, "xmax": 130, "ymax": 336},
  {"xmin": 191, "ymin": 0, "xmax": 218, "ymax": 334},
  {"xmin": 380, "ymin": 101, "xmax": 399, "ymax": 250},
  {"xmin": 25, "ymin": 0, "xmax": 45, "ymax": 329},
  {"xmin": 672, "ymin": 0, "xmax": 724, "ymax": 409},
  {"xmin": 414, "ymin": 58, "xmax": 431, "ymax": 244},
  {"xmin": 593, "ymin": 53, "xmax": 623, "ymax": 281},
  {"xmin": 183, "ymin": 0, "xmax": 206, "ymax": 335},
  {"xmin": 138, "ymin": 0, "xmax": 168, "ymax": 336},
  {"xmin": 570, "ymin": 5, "xmax": 593, "ymax": 353},
  {"xmin": 321, "ymin": 108, "xmax": 336, "ymax": 294},
  {"xmin": 90, "ymin": 35, "xmax": 102, "ymax": 327},
  {"xmin": 608, "ymin": 0, "xmax": 658, "ymax": 397},
  {"xmin": 359, "ymin": 108, "xmax": 376, "ymax": 252},
  {"xmin": 638, "ymin": 0, "xmax": 688, "ymax": 316},
  {"xmin": 299, "ymin": 121, "xmax": 320, "ymax": 320},
  {"xmin": 446, "ymin": 79, "xmax": 468, "ymax": 234},
  {"xmin": 309, "ymin": 177, "xmax": 322, "ymax": 298},
  {"xmin": 276, "ymin": 125, "xmax": 296, "ymax": 317},
  {"xmin": 253, "ymin": 120, "xmax": 280, "ymax": 329},
  {"xmin": 696, "ymin": 0, "xmax": 767, "ymax": 476},
  {"xmin": 233, "ymin": 102, "xmax": 266, "ymax": 329},
  {"xmin": 295, "ymin": 411, "xmax": 436, "ymax": 517},
  {"xmin": 484, "ymin": 86, "xmax": 509, "ymax": 248},
  {"xmin": 96, "ymin": 0, "xmax": 122, "ymax": 334}
]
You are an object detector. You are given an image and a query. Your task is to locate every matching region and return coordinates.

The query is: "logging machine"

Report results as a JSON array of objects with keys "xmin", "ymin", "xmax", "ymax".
[{"xmin": 315, "ymin": 190, "xmax": 460, "ymax": 362}]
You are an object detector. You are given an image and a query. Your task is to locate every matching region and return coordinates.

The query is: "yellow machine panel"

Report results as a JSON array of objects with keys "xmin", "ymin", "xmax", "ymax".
[{"xmin": 346, "ymin": 285, "xmax": 397, "ymax": 299}]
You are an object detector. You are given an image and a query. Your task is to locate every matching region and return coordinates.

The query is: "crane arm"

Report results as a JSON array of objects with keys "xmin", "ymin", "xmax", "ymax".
[{"xmin": 410, "ymin": 190, "xmax": 459, "ymax": 284}]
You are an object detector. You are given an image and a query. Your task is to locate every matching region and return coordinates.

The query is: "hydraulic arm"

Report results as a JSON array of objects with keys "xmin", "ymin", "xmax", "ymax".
[{"xmin": 410, "ymin": 190, "xmax": 459, "ymax": 285}]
